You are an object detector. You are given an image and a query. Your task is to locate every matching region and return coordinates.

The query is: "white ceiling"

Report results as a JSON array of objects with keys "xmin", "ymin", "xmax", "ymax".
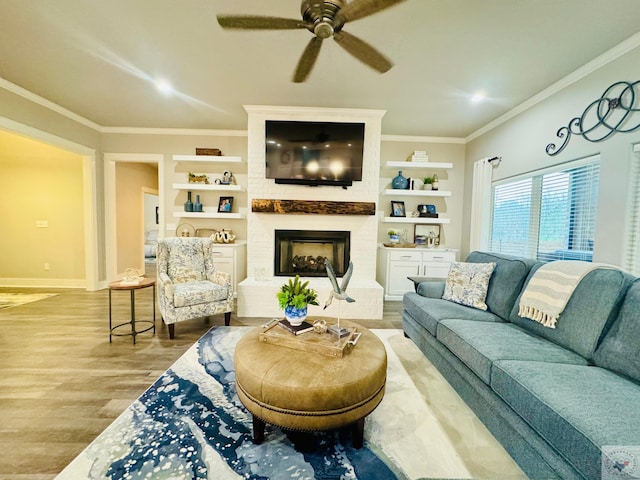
[{"xmin": 1, "ymin": 0, "xmax": 640, "ymax": 138}]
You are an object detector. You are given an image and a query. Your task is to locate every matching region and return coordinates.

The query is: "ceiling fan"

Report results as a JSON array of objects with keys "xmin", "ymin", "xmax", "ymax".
[{"xmin": 217, "ymin": 0, "xmax": 406, "ymax": 82}]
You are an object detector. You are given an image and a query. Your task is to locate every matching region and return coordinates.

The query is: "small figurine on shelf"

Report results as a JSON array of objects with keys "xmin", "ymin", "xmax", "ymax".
[{"xmin": 432, "ymin": 174, "xmax": 439, "ymax": 191}]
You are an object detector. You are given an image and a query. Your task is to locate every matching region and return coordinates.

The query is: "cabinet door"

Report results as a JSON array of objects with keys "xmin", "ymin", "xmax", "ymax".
[
  {"xmin": 421, "ymin": 251, "xmax": 456, "ymax": 278},
  {"xmin": 388, "ymin": 261, "xmax": 420, "ymax": 296}
]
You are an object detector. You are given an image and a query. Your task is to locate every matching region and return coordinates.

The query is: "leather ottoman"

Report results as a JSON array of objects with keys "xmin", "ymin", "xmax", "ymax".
[{"xmin": 234, "ymin": 320, "xmax": 387, "ymax": 448}]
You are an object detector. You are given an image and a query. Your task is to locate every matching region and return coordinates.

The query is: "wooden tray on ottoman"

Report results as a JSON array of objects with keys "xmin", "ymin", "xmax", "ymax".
[{"xmin": 259, "ymin": 317, "xmax": 361, "ymax": 358}]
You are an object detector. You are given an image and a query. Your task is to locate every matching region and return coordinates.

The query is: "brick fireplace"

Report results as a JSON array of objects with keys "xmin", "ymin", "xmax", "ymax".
[
  {"xmin": 237, "ymin": 105, "xmax": 385, "ymax": 320},
  {"xmin": 274, "ymin": 229, "xmax": 350, "ymax": 277}
]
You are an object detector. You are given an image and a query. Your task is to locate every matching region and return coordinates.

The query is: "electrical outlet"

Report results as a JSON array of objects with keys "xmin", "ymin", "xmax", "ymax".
[{"xmin": 44, "ymin": 263, "xmax": 50, "ymax": 271}]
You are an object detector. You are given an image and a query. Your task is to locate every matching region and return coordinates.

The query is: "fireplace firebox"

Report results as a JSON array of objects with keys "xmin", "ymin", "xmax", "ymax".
[{"xmin": 275, "ymin": 230, "xmax": 350, "ymax": 277}]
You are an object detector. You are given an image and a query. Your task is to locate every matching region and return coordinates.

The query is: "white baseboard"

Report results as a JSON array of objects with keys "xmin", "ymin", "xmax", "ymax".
[{"xmin": 0, "ymin": 278, "xmax": 86, "ymax": 288}]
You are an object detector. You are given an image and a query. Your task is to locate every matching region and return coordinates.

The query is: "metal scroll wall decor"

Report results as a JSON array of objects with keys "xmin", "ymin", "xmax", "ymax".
[{"xmin": 546, "ymin": 80, "xmax": 640, "ymax": 156}]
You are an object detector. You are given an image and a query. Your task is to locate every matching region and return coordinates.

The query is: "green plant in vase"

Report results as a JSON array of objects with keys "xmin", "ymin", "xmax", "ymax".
[
  {"xmin": 423, "ymin": 176, "xmax": 434, "ymax": 190},
  {"xmin": 277, "ymin": 275, "xmax": 319, "ymax": 326}
]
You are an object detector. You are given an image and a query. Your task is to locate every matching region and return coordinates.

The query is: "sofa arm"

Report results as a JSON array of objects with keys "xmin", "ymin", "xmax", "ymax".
[{"xmin": 417, "ymin": 281, "xmax": 446, "ymax": 298}]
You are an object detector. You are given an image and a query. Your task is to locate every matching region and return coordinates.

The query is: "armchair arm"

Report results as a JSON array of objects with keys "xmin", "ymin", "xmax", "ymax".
[
  {"xmin": 157, "ymin": 272, "xmax": 175, "ymax": 306},
  {"xmin": 209, "ymin": 270, "xmax": 231, "ymax": 288}
]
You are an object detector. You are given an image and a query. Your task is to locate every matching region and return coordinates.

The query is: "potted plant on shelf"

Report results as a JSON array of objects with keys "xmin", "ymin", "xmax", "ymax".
[
  {"xmin": 423, "ymin": 176, "xmax": 434, "ymax": 190},
  {"xmin": 277, "ymin": 275, "xmax": 319, "ymax": 326},
  {"xmin": 387, "ymin": 229, "xmax": 400, "ymax": 243}
]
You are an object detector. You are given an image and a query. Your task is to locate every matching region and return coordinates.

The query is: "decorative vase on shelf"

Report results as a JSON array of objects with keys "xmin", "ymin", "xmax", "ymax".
[
  {"xmin": 184, "ymin": 191, "xmax": 194, "ymax": 212},
  {"xmin": 193, "ymin": 194, "xmax": 203, "ymax": 212},
  {"xmin": 432, "ymin": 174, "xmax": 439, "ymax": 191},
  {"xmin": 391, "ymin": 171, "xmax": 409, "ymax": 189},
  {"xmin": 284, "ymin": 305, "xmax": 308, "ymax": 326},
  {"xmin": 389, "ymin": 234, "xmax": 400, "ymax": 243}
]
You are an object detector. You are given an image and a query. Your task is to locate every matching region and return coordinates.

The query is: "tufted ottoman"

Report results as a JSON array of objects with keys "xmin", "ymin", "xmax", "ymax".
[{"xmin": 234, "ymin": 320, "xmax": 387, "ymax": 448}]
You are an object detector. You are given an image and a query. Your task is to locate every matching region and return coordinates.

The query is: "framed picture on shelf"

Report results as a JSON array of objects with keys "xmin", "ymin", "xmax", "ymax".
[
  {"xmin": 390, "ymin": 200, "xmax": 406, "ymax": 217},
  {"xmin": 218, "ymin": 196, "xmax": 234, "ymax": 213},
  {"xmin": 415, "ymin": 224, "xmax": 441, "ymax": 246}
]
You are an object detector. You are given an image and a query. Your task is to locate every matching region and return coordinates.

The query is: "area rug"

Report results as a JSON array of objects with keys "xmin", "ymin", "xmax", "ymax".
[
  {"xmin": 55, "ymin": 327, "xmax": 479, "ymax": 480},
  {"xmin": 0, "ymin": 292, "xmax": 58, "ymax": 311}
]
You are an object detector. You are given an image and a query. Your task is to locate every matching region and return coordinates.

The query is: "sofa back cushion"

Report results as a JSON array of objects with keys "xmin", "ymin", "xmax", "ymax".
[
  {"xmin": 465, "ymin": 251, "xmax": 537, "ymax": 320},
  {"xmin": 510, "ymin": 266, "xmax": 633, "ymax": 360},
  {"xmin": 593, "ymin": 279, "xmax": 640, "ymax": 384}
]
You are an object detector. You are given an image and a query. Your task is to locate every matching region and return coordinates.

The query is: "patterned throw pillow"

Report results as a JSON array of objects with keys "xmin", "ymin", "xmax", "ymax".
[{"xmin": 442, "ymin": 262, "xmax": 496, "ymax": 311}]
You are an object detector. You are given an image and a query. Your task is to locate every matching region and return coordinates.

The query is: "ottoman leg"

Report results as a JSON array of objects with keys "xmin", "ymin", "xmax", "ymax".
[
  {"xmin": 252, "ymin": 415, "xmax": 265, "ymax": 444},
  {"xmin": 352, "ymin": 417, "xmax": 365, "ymax": 449}
]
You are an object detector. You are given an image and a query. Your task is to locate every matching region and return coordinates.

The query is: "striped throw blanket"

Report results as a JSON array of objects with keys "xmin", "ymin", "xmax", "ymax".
[{"xmin": 518, "ymin": 261, "xmax": 614, "ymax": 328}]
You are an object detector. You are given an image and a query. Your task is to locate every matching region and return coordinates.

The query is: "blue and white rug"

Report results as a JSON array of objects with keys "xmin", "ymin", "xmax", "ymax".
[{"xmin": 56, "ymin": 327, "xmax": 482, "ymax": 480}]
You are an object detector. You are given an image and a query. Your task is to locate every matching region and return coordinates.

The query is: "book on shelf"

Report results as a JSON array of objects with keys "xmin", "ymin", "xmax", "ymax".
[
  {"xmin": 278, "ymin": 319, "xmax": 314, "ymax": 336},
  {"xmin": 410, "ymin": 154, "xmax": 429, "ymax": 162}
]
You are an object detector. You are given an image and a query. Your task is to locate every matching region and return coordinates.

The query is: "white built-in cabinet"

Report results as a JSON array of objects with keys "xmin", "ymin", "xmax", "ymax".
[
  {"xmin": 210, "ymin": 241, "xmax": 247, "ymax": 295},
  {"xmin": 377, "ymin": 246, "xmax": 457, "ymax": 300}
]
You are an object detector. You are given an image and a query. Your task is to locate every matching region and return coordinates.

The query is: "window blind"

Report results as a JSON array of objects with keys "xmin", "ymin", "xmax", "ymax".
[
  {"xmin": 489, "ymin": 157, "xmax": 600, "ymax": 262},
  {"xmin": 624, "ymin": 144, "xmax": 640, "ymax": 274}
]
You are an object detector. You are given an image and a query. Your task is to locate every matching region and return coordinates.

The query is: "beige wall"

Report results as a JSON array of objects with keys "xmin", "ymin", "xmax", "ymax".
[
  {"xmin": 115, "ymin": 162, "xmax": 158, "ymax": 274},
  {"xmin": 0, "ymin": 131, "xmax": 86, "ymax": 284},
  {"xmin": 464, "ymin": 45, "xmax": 640, "ymax": 265}
]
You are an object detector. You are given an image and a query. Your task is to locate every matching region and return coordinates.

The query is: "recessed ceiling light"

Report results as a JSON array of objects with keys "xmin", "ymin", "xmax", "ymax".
[
  {"xmin": 155, "ymin": 79, "xmax": 173, "ymax": 95},
  {"xmin": 471, "ymin": 91, "xmax": 486, "ymax": 103}
]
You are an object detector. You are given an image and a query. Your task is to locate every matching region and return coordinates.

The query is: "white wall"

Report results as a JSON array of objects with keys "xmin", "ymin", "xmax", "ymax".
[{"xmin": 464, "ymin": 45, "xmax": 640, "ymax": 266}]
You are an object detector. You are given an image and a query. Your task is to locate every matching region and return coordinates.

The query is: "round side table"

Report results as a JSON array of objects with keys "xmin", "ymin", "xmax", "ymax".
[{"xmin": 108, "ymin": 277, "xmax": 156, "ymax": 344}]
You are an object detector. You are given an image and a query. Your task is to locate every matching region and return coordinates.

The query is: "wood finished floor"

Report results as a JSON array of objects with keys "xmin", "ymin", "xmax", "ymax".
[{"xmin": 0, "ymin": 284, "xmax": 403, "ymax": 479}]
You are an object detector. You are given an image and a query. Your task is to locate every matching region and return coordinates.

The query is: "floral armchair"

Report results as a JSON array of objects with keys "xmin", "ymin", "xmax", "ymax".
[{"xmin": 156, "ymin": 237, "xmax": 233, "ymax": 339}]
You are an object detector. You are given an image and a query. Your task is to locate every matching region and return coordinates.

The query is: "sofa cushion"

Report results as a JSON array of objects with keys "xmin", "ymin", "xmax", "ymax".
[
  {"xmin": 436, "ymin": 319, "xmax": 588, "ymax": 385},
  {"xmin": 594, "ymin": 279, "xmax": 640, "ymax": 384},
  {"xmin": 510, "ymin": 266, "xmax": 633, "ymax": 360},
  {"xmin": 466, "ymin": 251, "xmax": 538, "ymax": 321},
  {"xmin": 492, "ymin": 360, "xmax": 640, "ymax": 480},
  {"xmin": 173, "ymin": 280, "xmax": 228, "ymax": 307},
  {"xmin": 442, "ymin": 261, "xmax": 496, "ymax": 311},
  {"xmin": 403, "ymin": 292, "xmax": 503, "ymax": 337}
]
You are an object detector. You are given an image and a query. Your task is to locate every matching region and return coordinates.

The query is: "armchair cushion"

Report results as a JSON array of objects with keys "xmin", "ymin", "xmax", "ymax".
[{"xmin": 173, "ymin": 280, "xmax": 229, "ymax": 308}]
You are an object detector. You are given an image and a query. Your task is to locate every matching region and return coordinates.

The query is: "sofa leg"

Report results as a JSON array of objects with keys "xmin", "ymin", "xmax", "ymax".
[
  {"xmin": 224, "ymin": 311, "xmax": 231, "ymax": 327},
  {"xmin": 168, "ymin": 323, "xmax": 175, "ymax": 339}
]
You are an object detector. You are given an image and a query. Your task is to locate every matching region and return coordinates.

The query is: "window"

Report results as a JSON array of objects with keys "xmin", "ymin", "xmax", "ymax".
[
  {"xmin": 624, "ymin": 144, "xmax": 640, "ymax": 275},
  {"xmin": 489, "ymin": 157, "xmax": 600, "ymax": 262}
]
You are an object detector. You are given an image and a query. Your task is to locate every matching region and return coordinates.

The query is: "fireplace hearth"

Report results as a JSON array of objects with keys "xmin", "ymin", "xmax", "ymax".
[{"xmin": 275, "ymin": 230, "xmax": 350, "ymax": 277}]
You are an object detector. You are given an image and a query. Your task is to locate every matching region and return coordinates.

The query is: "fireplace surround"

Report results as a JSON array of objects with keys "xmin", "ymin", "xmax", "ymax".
[{"xmin": 274, "ymin": 230, "xmax": 350, "ymax": 277}]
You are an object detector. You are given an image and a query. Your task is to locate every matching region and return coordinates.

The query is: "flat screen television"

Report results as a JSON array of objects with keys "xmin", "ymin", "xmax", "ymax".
[{"xmin": 265, "ymin": 120, "xmax": 365, "ymax": 187}]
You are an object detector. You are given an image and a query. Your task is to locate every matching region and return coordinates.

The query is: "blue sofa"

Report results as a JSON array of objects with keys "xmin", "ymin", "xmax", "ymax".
[{"xmin": 402, "ymin": 251, "xmax": 640, "ymax": 480}]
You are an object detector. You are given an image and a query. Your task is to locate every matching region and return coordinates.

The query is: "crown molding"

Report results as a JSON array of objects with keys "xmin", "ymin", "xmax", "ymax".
[
  {"xmin": 381, "ymin": 134, "xmax": 465, "ymax": 144},
  {"xmin": 100, "ymin": 127, "xmax": 248, "ymax": 136},
  {"xmin": 466, "ymin": 31, "xmax": 640, "ymax": 143},
  {"xmin": 0, "ymin": 77, "xmax": 103, "ymax": 132}
]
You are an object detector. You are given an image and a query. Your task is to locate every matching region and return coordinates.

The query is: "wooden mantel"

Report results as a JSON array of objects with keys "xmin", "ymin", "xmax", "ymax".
[{"xmin": 252, "ymin": 199, "xmax": 376, "ymax": 215}]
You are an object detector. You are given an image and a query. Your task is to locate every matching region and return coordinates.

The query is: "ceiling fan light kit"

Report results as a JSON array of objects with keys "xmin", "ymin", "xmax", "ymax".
[{"xmin": 217, "ymin": 0, "xmax": 405, "ymax": 82}]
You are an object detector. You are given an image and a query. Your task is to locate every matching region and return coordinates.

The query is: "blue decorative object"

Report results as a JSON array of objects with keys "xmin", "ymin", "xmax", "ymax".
[
  {"xmin": 184, "ymin": 191, "xmax": 194, "ymax": 212},
  {"xmin": 391, "ymin": 170, "xmax": 409, "ymax": 189},
  {"xmin": 194, "ymin": 194, "xmax": 203, "ymax": 212},
  {"xmin": 284, "ymin": 305, "xmax": 308, "ymax": 325}
]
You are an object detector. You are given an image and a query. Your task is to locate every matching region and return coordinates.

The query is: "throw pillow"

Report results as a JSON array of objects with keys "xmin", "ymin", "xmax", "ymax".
[{"xmin": 442, "ymin": 262, "xmax": 496, "ymax": 311}]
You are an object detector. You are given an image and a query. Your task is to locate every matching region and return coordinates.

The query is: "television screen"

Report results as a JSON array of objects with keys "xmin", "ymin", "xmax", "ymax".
[{"xmin": 265, "ymin": 120, "xmax": 365, "ymax": 187}]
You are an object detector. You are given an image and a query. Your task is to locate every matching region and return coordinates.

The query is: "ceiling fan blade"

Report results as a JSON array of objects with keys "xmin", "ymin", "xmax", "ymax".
[
  {"xmin": 333, "ymin": 30, "xmax": 392, "ymax": 73},
  {"xmin": 217, "ymin": 15, "xmax": 310, "ymax": 30},
  {"xmin": 293, "ymin": 37, "xmax": 323, "ymax": 83},
  {"xmin": 336, "ymin": 0, "xmax": 406, "ymax": 23}
]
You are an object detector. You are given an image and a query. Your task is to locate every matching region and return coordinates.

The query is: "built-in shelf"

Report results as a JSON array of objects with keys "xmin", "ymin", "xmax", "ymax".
[
  {"xmin": 172, "ymin": 183, "xmax": 243, "ymax": 191},
  {"xmin": 383, "ymin": 217, "xmax": 450, "ymax": 224},
  {"xmin": 173, "ymin": 212, "xmax": 244, "ymax": 219},
  {"xmin": 386, "ymin": 161, "xmax": 453, "ymax": 169},
  {"xmin": 173, "ymin": 155, "xmax": 242, "ymax": 163},
  {"xmin": 383, "ymin": 189, "xmax": 451, "ymax": 197}
]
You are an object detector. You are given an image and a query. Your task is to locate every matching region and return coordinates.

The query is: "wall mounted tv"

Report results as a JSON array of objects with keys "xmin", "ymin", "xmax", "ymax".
[{"xmin": 265, "ymin": 120, "xmax": 365, "ymax": 187}]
